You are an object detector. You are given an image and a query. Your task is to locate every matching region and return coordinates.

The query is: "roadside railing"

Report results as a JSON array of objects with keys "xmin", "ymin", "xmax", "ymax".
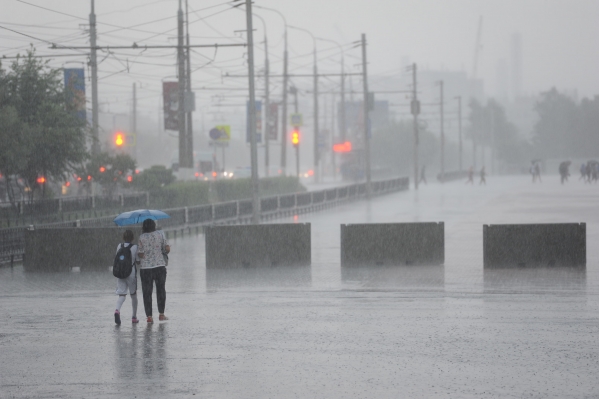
[
  {"xmin": 0, "ymin": 192, "xmax": 149, "ymax": 227},
  {"xmin": 0, "ymin": 177, "xmax": 409, "ymax": 264}
]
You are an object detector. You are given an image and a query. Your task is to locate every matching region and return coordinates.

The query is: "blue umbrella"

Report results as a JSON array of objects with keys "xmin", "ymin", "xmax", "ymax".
[{"xmin": 113, "ymin": 209, "xmax": 170, "ymax": 226}]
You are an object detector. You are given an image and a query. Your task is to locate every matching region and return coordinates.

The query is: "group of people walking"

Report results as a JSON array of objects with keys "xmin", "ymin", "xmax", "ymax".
[
  {"xmin": 579, "ymin": 161, "xmax": 599, "ymax": 183},
  {"xmin": 465, "ymin": 166, "xmax": 486, "ymax": 185},
  {"xmin": 113, "ymin": 218, "xmax": 170, "ymax": 325}
]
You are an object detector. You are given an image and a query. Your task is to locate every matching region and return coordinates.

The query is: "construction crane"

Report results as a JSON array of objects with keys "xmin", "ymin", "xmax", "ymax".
[{"xmin": 472, "ymin": 16, "xmax": 483, "ymax": 79}]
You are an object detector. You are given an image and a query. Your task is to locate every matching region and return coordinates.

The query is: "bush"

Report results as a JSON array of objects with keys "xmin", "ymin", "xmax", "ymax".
[
  {"xmin": 147, "ymin": 176, "xmax": 305, "ymax": 208},
  {"xmin": 132, "ymin": 165, "xmax": 176, "ymax": 193},
  {"xmin": 214, "ymin": 176, "xmax": 305, "ymax": 202},
  {"xmin": 150, "ymin": 181, "xmax": 210, "ymax": 209}
]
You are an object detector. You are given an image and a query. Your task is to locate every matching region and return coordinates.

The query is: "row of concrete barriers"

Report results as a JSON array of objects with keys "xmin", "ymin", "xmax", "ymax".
[{"xmin": 23, "ymin": 222, "xmax": 586, "ymax": 271}]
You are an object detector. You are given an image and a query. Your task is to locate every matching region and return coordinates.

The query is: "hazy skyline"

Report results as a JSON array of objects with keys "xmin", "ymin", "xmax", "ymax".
[{"xmin": 1, "ymin": 0, "xmax": 598, "ymax": 118}]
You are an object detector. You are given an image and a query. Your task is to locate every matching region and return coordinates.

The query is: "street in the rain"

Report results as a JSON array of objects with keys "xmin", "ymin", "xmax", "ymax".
[{"xmin": 1, "ymin": 175, "xmax": 598, "ymax": 398}]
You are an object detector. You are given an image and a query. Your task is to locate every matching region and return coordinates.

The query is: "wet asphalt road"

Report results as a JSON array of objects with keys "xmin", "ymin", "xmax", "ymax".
[{"xmin": 1, "ymin": 175, "xmax": 598, "ymax": 398}]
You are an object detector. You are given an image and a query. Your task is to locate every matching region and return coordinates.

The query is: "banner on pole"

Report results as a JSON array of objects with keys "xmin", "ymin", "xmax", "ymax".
[
  {"xmin": 246, "ymin": 100, "xmax": 262, "ymax": 143},
  {"xmin": 266, "ymin": 102, "xmax": 278, "ymax": 140},
  {"xmin": 63, "ymin": 68, "xmax": 86, "ymax": 120},
  {"xmin": 163, "ymin": 82, "xmax": 179, "ymax": 131}
]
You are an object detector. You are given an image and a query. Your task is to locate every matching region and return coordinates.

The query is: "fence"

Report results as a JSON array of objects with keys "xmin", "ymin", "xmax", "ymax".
[
  {"xmin": 0, "ymin": 177, "xmax": 409, "ymax": 264},
  {"xmin": 0, "ymin": 192, "xmax": 149, "ymax": 227}
]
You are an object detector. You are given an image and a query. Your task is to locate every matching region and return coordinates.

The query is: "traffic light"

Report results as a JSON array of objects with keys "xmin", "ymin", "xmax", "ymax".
[
  {"xmin": 291, "ymin": 128, "xmax": 300, "ymax": 148},
  {"xmin": 115, "ymin": 132, "xmax": 124, "ymax": 147},
  {"xmin": 114, "ymin": 131, "xmax": 136, "ymax": 147}
]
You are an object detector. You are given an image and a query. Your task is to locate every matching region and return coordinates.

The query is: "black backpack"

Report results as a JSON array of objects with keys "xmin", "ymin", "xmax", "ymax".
[{"xmin": 113, "ymin": 243, "xmax": 134, "ymax": 279}]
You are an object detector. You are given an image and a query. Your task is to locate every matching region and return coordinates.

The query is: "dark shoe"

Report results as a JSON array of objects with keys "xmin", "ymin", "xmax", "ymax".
[{"xmin": 114, "ymin": 310, "xmax": 121, "ymax": 325}]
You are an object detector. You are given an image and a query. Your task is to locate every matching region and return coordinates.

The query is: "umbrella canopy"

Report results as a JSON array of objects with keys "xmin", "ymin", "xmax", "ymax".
[{"xmin": 113, "ymin": 209, "xmax": 170, "ymax": 226}]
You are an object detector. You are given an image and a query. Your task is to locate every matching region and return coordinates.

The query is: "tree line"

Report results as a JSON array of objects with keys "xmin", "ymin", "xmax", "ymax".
[{"xmin": 0, "ymin": 49, "xmax": 136, "ymax": 209}]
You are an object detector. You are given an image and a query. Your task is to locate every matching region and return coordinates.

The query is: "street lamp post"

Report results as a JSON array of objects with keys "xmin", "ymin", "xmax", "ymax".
[
  {"xmin": 251, "ymin": 13, "xmax": 270, "ymax": 177},
  {"xmin": 316, "ymin": 37, "xmax": 345, "ymax": 181},
  {"xmin": 455, "ymin": 96, "xmax": 462, "ymax": 171},
  {"xmin": 289, "ymin": 25, "xmax": 319, "ymax": 183},
  {"xmin": 254, "ymin": 6, "xmax": 288, "ymax": 176}
]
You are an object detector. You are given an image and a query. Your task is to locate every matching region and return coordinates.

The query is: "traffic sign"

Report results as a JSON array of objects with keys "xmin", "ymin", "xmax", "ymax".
[
  {"xmin": 209, "ymin": 125, "xmax": 231, "ymax": 142},
  {"xmin": 290, "ymin": 113, "xmax": 303, "ymax": 127}
]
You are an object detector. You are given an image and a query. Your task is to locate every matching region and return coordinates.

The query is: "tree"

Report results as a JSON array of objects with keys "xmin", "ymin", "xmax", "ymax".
[
  {"xmin": 76, "ymin": 152, "xmax": 136, "ymax": 197},
  {"xmin": 468, "ymin": 99, "xmax": 532, "ymax": 167},
  {"xmin": 533, "ymin": 88, "xmax": 579, "ymax": 159},
  {"xmin": 131, "ymin": 165, "xmax": 175, "ymax": 194},
  {"xmin": 0, "ymin": 48, "xmax": 89, "ymax": 204},
  {"xmin": 370, "ymin": 120, "xmax": 438, "ymax": 176}
]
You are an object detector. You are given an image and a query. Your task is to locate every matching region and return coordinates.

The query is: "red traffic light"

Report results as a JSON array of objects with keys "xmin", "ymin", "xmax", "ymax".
[
  {"xmin": 36, "ymin": 176, "xmax": 46, "ymax": 184},
  {"xmin": 333, "ymin": 141, "xmax": 352, "ymax": 153},
  {"xmin": 99, "ymin": 166, "xmax": 106, "ymax": 173}
]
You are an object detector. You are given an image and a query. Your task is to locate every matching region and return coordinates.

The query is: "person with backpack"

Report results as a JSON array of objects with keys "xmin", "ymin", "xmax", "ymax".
[
  {"xmin": 113, "ymin": 229, "xmax": 139, "ymax": 325},
  {"xmin": 137, "ymin": 218, "xmax": 170, "ymax": 323}
]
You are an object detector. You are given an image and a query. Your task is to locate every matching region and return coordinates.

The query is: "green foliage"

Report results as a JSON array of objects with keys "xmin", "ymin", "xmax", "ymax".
[
  {"xmin": 0, "ymin": 48, "xmax": 89, "ymax": 202},
  {"xmin": 533, "ymin": 88, "xmax": 599, "ymax": 158},
  {"xmin": 146, "ymin": 176, "xmax": 305, "ymax": 209},
  {"xmin": 132, "ymin": 165, "xmax": 175, "ymax": 193},
  {"xmin": 76, "ymin": 152, "xmax": 136, "ymax": 196},
  {"xmin": 468, "ymin": 99, "xmax": 532, "ymax": 165},
  {"xmin": 214, "ymin": 176, "xmax": 305, "ymax": 202},
  {"xmin": 370, "ymin": 120, "xmax": 438, "ymax": 175},
  {"xmin": 151, "ymin": 181, "xmax": 210, "ymax": 209}
]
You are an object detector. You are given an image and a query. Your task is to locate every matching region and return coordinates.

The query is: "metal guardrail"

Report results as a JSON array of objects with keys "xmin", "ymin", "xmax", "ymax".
[
  {"xmin": 0, "ymin": 177, "xmax": 409, "ymax": 264},
  {"xmin": 0, "ymin": 192, "xmax": 149, "ymax": 224}
]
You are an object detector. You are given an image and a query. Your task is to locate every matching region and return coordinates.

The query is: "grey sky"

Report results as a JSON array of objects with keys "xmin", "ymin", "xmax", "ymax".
[{"xmin": 1, "ymin": 0, "xmax": 598, "ymax": 116}]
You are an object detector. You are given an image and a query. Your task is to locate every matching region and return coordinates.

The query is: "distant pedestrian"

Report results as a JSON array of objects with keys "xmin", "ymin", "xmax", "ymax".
[
  {"xmin": 113, "ymin": 229, "xmax": 139, "ymax": 325},
  {"xmin": 534, "ymin": 162, "xmax": 542, "ymax": 183},
  {"xmin": 593, "ymin": 163, "xmax": 599, "ymax": 183},
  {"xmin": 559, "ymin": 161, "xmax": 570, "ymax": 185},
  {"xmin": 465, "ymin": 166, "xmax": 474, "ymax": 184},
  {"xmin": 479, "ymin": 166, "xmax": 486, "ymax": 185},
  {"xmin": 579, "ymin": 163, "xmax": 586, "ymax": 181},
  {"xmin": 419, "ymin": 166, "xmax": 427, "ymax": 185},
  {"xmin": 138, "ymin": 218, "xmax": 170, "ymax": 323},
  {"xmin": 585, "ymin": 163, "xmax": 592, "ymax": 183}
]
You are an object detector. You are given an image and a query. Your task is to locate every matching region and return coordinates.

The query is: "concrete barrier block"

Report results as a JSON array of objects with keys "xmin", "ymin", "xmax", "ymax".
[
  {"xmin": 483, "ymin": 223, "xmax": 586, "ymax": 268},
  {"xmin": 340, "ymin": 223, "xmax": 444, "ymax": 267},
  {"xmin": 24, "ymin": 227, "xmax": 130, "ymax": 271},
  {"xmin": 205, "ymin": 223, "xmax": 311, "ymax": 269}
]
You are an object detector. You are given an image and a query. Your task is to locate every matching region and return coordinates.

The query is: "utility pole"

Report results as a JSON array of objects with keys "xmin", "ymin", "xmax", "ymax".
[
  {"xmin": 361, "ymin": 34, "xmax": 371, "ymax": 197},
  {"xmin": 264, "ymin": 32, "xmax": 270, "ymax": 177},
  {"xmin": 89, "ymin": 0, "xmax": 99, "ymax": 155},
  {"xmin": 185, "ymin": 0, "xmax": 194, "ymax": 171},
  {"xmin": 177, "ymin": 0, "xmax": 188, "ymax": 169},
  {"xmin": 132, "ymin": 82, "xmax": 137, "ymax": 160},
  {"xmin": 290, "ymin": 86, "xmax": 299, "ymax": 179},
  {"xmin": 439, "ymin": 80, "xmax": 444, "ymax": 180},
  {"xmin": 490, "ymin": 105, "xmax": 495, "ymax": 175},
  {"xmin": 411, "ymin": 63, "xmax": 419, "ymax": 190},
  {"xmin": 245, "ymin": 0, "xmax": 260, "ymax": 224},
  {"xmin": 456, "ymin": 96, "xmax": 463, "ymax": 171},
  {"xmin": 281, "ymin": 31, "xmax": 288, "ymax": 176},
  {"xmin": 313, "ymin": 47, "xmax": 319, "ymax": 183}
]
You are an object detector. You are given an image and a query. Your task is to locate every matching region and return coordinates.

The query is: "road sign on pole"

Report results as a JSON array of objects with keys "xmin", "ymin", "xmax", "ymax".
[{"xmin": 290, "ymin": 113, "xmax": 303, "ymax": 127}]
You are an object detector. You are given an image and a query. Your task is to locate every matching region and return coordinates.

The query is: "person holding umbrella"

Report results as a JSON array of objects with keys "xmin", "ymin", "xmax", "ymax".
[
  {"xmin": 137, "ymin": 218, "xmax": 170, "ymax": 323},
  {"xmin": 114, "ymin": 210, "xmax": 171, "ymax": 323}
]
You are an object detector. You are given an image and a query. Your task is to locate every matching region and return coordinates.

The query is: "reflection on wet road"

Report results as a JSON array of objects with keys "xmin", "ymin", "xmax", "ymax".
[{"xmin": 1, "ymin": 176, "xmax": 599, "ymax": 398}]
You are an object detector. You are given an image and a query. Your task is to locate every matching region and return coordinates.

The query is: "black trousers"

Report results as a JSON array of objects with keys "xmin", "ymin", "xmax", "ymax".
[{"xmin": 140, "ymin": 266, "xmax": 167, "ymax": 317}]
